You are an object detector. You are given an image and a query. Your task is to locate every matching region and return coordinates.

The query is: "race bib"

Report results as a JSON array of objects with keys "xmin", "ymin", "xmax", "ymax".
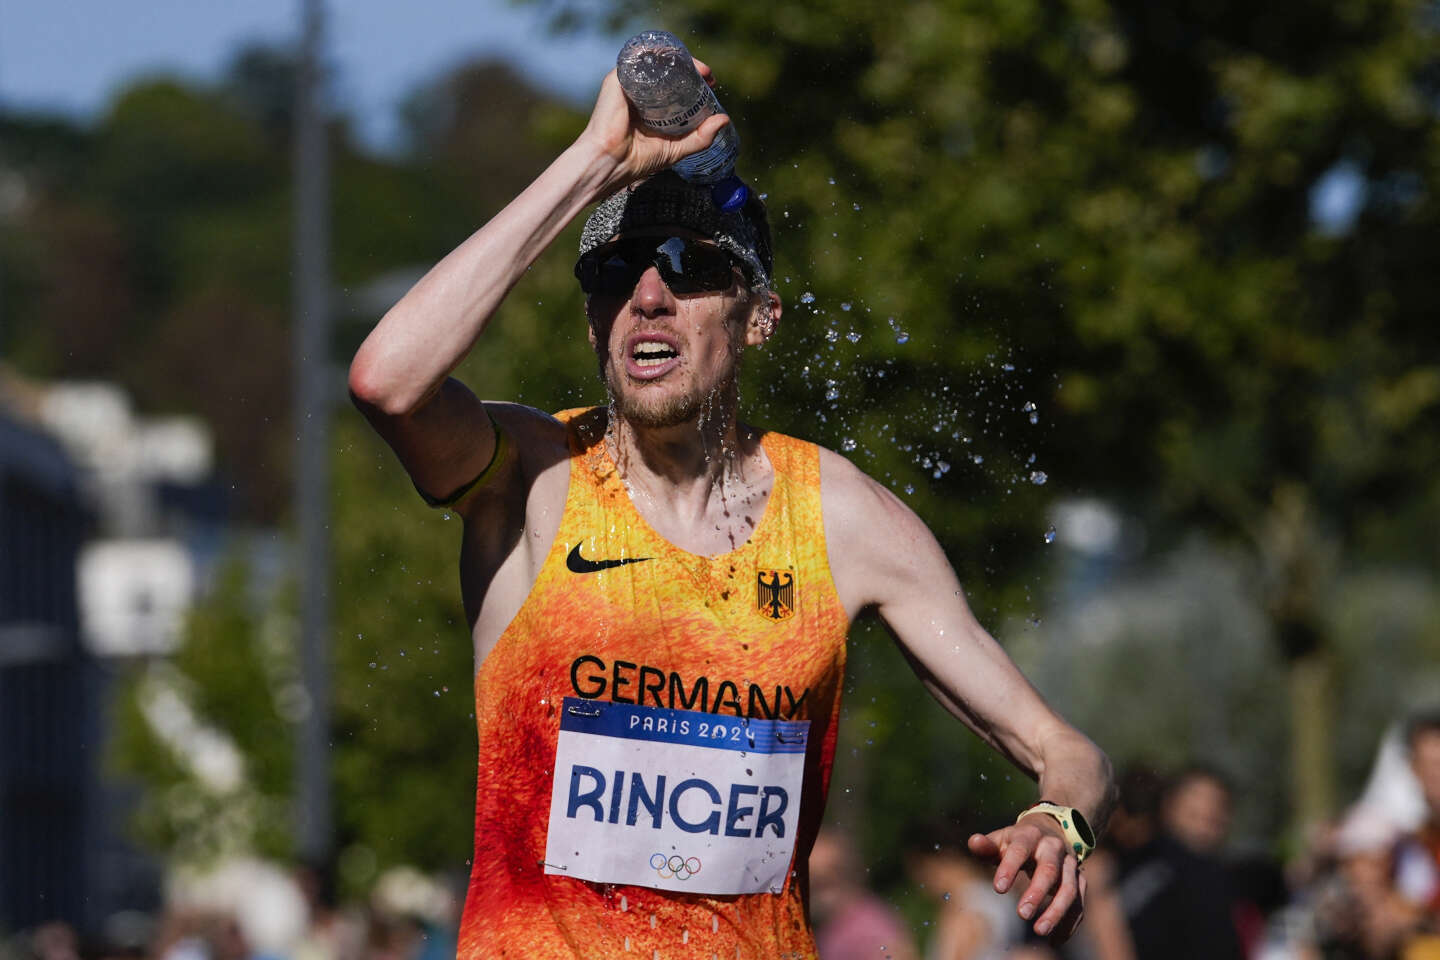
[{"xmin": 544, "ymin": 697, "xmax": 809, "ymax": 895}]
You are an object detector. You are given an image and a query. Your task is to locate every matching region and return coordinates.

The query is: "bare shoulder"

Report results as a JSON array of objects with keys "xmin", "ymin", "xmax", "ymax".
[
  {"xmin": 455, "ymin": 402, "xmax": 575, "ymax": 637},
  {"xmin": 457, "ymin": 401, "xmax": 570, "ymax": 521},
  {"xmin": 817, "ymin": 445, "xmax": 940, "ymax": 619},
  {"xmin": 485, "ymin": 400, "xmax": 569, "ymax": 462}
]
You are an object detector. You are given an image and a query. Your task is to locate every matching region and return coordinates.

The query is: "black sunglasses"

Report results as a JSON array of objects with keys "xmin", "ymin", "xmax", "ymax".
[{"xmin": 576, "ymin": 236, "xmax": 750, "ymax": 297}]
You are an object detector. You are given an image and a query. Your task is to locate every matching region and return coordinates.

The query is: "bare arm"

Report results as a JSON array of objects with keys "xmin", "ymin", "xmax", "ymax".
[
  {"xmin": 821, "ymin": 448, "xmax": 1115, "ymax": 940},
  {"xmin": 347, "ymin": 66, "xmax": 731, "ymax": 504}
]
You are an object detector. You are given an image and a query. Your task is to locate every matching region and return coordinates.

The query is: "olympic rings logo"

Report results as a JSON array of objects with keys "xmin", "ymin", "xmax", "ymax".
[{"xmin": 650, "ymin": 852, "xmax": 702, "ymax": 881}]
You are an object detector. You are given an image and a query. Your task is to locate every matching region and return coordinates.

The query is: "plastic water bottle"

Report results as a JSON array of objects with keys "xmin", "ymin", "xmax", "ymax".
[{"xmin": 615, "ymin": 30, "xmax": 749, "ymax": 211}]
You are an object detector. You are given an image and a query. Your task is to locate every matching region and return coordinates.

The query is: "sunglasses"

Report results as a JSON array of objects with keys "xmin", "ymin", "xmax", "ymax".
[{"xmin": 576, "ymin": 236, "xmax": 750, "ymax": 297}]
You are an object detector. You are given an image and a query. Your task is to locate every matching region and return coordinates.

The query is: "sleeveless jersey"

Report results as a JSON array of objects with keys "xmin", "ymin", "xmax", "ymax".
[{"xmin": 456, "ymin": 407, "xmax": 851, "ymax": 959}]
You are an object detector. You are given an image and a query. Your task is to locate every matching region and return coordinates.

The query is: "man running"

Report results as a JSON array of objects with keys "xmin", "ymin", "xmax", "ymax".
[{"xmin": 348, "ymin": 56, "xmax": 1113, "ymax": 960}]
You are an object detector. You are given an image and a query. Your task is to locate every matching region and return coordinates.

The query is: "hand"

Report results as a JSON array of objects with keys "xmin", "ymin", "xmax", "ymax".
[
  {"xmin": 967, "ymin": 815, "xmax": 1086, "ymax": 943},
  {"xmin": 577, "ymin": 60, "xmax": 732, "ymax": 194}
]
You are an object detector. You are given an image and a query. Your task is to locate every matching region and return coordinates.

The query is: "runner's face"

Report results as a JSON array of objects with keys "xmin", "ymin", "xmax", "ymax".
[{"xmin": 585, "ymin": 234, "xmax": 776, "ymax": 429}]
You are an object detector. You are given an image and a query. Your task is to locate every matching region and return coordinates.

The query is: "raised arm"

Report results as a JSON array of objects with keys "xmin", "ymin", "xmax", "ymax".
[
  {"xmin": 347, "ymin": 67, "xmax": 730, "ymax": 504},
  {"xmin": 821, "ymin": 448, "xmax": 1115, "ymax": 942}
]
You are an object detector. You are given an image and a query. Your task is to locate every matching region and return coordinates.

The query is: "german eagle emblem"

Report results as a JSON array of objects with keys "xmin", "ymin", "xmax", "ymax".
[{"xmin": 756, "ymin": 569, "xmax": 795, "ymax": 621}]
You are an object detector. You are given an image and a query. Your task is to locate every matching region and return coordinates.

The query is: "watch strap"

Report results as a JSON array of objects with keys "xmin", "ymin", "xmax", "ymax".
[{"xmin": 1016, "ymin": 801, "xmax": 1096, "ymax": 863}]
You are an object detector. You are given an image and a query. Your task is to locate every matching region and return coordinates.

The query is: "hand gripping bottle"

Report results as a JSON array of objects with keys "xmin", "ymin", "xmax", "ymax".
[{"xmin": 615, "ymin": 30, "xmax": 749, "ymax": 211}]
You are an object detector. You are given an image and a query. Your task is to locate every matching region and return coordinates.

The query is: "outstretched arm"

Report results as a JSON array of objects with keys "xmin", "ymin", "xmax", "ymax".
[
  {"xmin": 347, "ymin": 65, "xmax": 730, "ymax": 504},
  {"xmin": 821, "ymin": 448, "xmax": 1115, "ymax": 942}
]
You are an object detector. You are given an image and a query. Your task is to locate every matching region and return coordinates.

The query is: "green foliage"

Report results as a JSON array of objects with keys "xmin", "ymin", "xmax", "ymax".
[
  {"xmin": 328, "ymin": 416, "xmax": 478, "ymax": 879},
  {"xmin": 111, "ymin": 561, "xmax": 296, "ymax": 864},
  {"xmin": 538, "ymin": 0, "xmax": 1440, "ymax": 838}
]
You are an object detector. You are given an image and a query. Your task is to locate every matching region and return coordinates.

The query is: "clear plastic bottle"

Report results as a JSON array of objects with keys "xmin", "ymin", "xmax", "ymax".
[{"xmin": 615, "ymin": 30, "xmax": 749, "ymax": 211}]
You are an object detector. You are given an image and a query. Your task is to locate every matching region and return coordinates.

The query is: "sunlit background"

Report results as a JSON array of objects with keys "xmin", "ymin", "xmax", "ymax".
[{"xmin": 1, "ymin": 1, "xmax": 1438, "ymax": 958}]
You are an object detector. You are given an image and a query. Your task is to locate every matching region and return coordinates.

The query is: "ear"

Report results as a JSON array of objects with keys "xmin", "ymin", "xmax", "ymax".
[{"xmin": 745, "ymin": 290, "xmax": 782, "ymax": 347}]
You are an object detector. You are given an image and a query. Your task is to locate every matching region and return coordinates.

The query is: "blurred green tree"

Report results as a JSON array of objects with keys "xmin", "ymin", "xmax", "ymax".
[{"xmin": 531, "ymin": 0, "xmax": 1440, "ymax": 845}]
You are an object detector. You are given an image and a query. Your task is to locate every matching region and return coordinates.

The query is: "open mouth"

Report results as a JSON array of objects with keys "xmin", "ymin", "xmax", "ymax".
[
  {"xmin": 632, "ymin": 340, "xmax": 679, "ymax": 368},
  {"xmin": 624, "ymin": 333, "xmax": 682, "ymax": 380}
]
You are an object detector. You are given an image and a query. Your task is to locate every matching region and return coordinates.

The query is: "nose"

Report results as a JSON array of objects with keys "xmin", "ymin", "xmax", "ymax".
[{"xmin": 631, "ymin": 265, "xmax": 674, "ymax": 315}]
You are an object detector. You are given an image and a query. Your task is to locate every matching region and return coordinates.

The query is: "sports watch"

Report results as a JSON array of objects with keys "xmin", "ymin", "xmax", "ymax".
[{"xmin": 1016, "ymin": 801, "xmax": 1096, "ymax": 863}]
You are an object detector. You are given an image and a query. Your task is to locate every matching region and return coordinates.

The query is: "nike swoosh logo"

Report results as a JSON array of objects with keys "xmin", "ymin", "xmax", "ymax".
[{"xmin": 566, "ymin": 543, "xmax": 653, "ymax": 574}]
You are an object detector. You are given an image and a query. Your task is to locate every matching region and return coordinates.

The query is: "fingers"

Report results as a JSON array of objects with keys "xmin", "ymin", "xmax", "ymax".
[
  {"xmin": 1033, "ymin": 851, "xmax": 1082, "ymax": 939},
  {"xmin": 683, "ymin": 112, "xmax": 730, "ymax": 152},
  {"xmin": 692, "ymin": 57, "xmax": 715, "ymax": 85},
  {"xmin": 1053, "ymin": 868, "xmax": 1088, "ymax": 942},
  {"xmin": 967, "ymin": 831, "xmax": 1001, "ymax": 861},
  {"xmin": 993, "ymin": 830, "xmax": 1034, "ymax": 894},
  {"xmin": 1017, "ymin": 836, "xmax": 1064, "ymax": 919}
]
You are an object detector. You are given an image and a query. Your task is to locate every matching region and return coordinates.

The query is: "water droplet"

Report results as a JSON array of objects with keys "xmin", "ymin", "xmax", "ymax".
[
  {"xmin": 943, "ymin": 892, "xmax": 952, "ymax": 902},
  {"xmin": 846, "ymin": 330, "xmax": 861, "ymax": 343},
  {"xmin": 903, "ymin": 484, "xmax": 915, "ymax": 495},
  {"xmin": 840, "ymin": 302, "xmax": 852, "ymax": 312},
  {"xmin": 828, "ymin": 177, "xmax": 836, "ymax": 185},
  {"xmin": 971, "ymin": 454, "xmax": 984, "ymax": 465},
  {"xmin": 824, "ymin": 381, "xmax": 840, "ymax": 401},
  {"xmin": 1044, "ymin": 526, "xmax": 1057, "ymax": 544},
  {"xmin": 852, "ymin": 202, "xmax": 862, "ymax": 211},
  {"xmin": 841, "ymin": 437, "xmax": 857, "ymax": 452},
  {"xmin": 800, "ymin": 291, "xmax": 816, "ymax": 305},
  {"xmin": 1030, "ymin": 471, "xmax": 1048, "ymax": 485},
  {"xmin": 825, "ymin": 328, "xmax": 839, "ymax": 343},
  {"xmin": 368, "ymin": 662, "xmax": 376, "ymax": 669},
  {"xmin": 896, "ymin": 331, "xmax": 910, "ymax": 344}
]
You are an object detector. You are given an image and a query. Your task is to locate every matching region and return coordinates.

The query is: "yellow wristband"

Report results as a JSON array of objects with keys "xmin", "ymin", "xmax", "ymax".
[{"xmin": 1017, "ymin": 801, "xmax": 1096, "ymax": 863}]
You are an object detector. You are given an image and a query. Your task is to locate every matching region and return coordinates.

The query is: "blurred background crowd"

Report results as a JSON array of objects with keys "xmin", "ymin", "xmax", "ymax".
[
  {"xmin": 17, "ymin": 734, "xmax": 1440, "ymax": 960},
  {"xmin": 0, "ymin": 0, "xmax": 1437, "ymax": 957}
]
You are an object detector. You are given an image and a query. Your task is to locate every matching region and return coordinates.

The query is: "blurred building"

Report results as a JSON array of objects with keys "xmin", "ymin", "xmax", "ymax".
[{"xmin": 0, "ymin": 373, "xmax": 224, "ymax": 937}]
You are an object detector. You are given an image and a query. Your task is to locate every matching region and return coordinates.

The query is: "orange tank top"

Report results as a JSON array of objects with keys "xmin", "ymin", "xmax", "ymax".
[{"xmin": 457, "ymin": 407, "xmax": 851, "ymax": 960}]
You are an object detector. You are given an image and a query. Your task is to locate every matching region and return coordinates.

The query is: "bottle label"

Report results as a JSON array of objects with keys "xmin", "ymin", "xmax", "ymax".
[
  {"xmin": 645, "ymin": 85, "xmax": 719, "ymax": 134},
  {"xmin": 673, "ymin": 124, "xmax": 739, "ymax": 183}
]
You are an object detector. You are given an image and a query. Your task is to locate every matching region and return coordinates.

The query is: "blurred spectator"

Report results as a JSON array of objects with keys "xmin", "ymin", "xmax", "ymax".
[
  {"xmin": 1372, "ymin": 709, "xmax": 1440, "ymax": 957},
  {"xmin": 1162, "ymin": 764, "xmax": 1289, "ymax": 956},
  {"xmin": 151, "ymin": 912, "xmax": 251, "ymax": 960},
  {"xmin": 1109, "ymin": 766, "xmax": 1245, "ymax": 960},
  {"xmin": 811, "ymin": 826, "xmax": 918, "ymax": 960},
  {"xmin": 1163, "ymin": 765, "xmax": 1232, "ymax": 858},
  {"xmin": 904, "ymin": 818, "xmax": 1019, "ymax": 960},
  {"xmin": 368, "ymin": 867, "xmax": 459, "ymax": 960},
  {"xmin": 292, "ymin": 861, "xmax": 366, "ymax": 960},
  {"xmin": 27, "ymin": 925, "xmax": 80, "ymax": 960}
]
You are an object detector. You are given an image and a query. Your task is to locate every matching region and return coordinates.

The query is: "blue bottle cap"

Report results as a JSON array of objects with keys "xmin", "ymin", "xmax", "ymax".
[{"xmin": 711, "ymin": 175, "xmax": 749, "ymax": 212}]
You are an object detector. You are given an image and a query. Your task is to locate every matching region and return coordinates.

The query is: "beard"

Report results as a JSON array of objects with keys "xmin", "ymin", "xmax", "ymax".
[{"xmin": 602, "ymin": 363, "xmax": 740, "ymax": 430}]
